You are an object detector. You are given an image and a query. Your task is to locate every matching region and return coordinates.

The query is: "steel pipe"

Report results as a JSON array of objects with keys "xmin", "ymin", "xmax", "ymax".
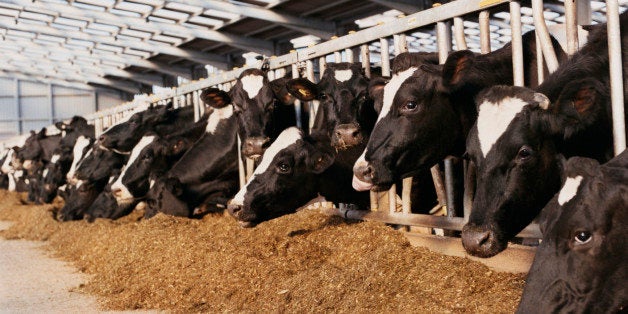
[
  {"xmin": 436, "ymin": 20, "xmax": 452, "ymax": 64},
  {"xmin": 479, "ymin": 10, "xmax": 491, "ymax": 54},
  {"xmin": 360, "ymin": 44, "xmax": 371, "ymax": 79},
  {"xmin": 531, "ymin": 0, "xmax": 559, "ymax": 73},
  {"xmin": 380, "ymin": 38, "xmax": 391, "ymax": 77},
  {"xmin": 453, "ymin": 16, "xmax": 468, "ymax": 50},
  {"xmin": 510, "ymin": 1, "xmax": 525, "ymax": 86},
  {"xmin": 606, "ymin": 0, "xmax": 627, "ymax": 154},
  {"xmin": 564, "ymin": 0, "xmax": 579, "ymax": 55}
]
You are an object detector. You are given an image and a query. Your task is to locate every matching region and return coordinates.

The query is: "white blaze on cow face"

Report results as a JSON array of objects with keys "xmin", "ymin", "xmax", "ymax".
[
  {"xmin": 558, "ymin": 175, "xmax": 583, "ymax": 206},
  {"xmin": 240, "ymin": 74, "xmax": 265, "ymax": 99},
  {"xmin": 477, "ymin": 97, "xmax": 529, "ymax": 157},
  {"xmin": 230, "ymin": 127, "xmax": 303, "ymax": 206},
  {"xmin": 334, "ymin": 69, "xmax": 353, "ymax": 82},
  {"xmin": 205, "ymin": 105, "xmax": 234, "ymax": 134},
  {"xmin": 351, "ymin": 150, "xmax": 372, "ymax": 191},
  {"xmin": 50, "ymin": 154, "xmax": 61, "ymax": 164},
  {"xmin": 66, "ymin": 136, "xmax": 91, "ymax": 182},
  {"xmin": 378, "ymin": 67, "xmax": 417, "ymax": 123},
  {"xmin": 111, "ymin": 135, "xmax": 155, "ymax": 204}
]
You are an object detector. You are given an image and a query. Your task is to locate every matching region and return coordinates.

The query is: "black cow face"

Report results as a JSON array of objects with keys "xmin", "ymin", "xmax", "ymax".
[
  {"xmin": 204, "ymin": 69, "xmax": 296, "ymax": 159},
  {"xmin": 227, "ymin": 128, "xmax": 334, "ymax": 227},
  {"xmin": 517, "ymin": 153, "xmax": 628, "ymax": 313},
  {"xmin": 462, "ymin": 79, "xmax": 610, "ymax": 258},
  {"xmin": 38, "ymin": 150, "xmax": 72, "ymax": 204},
  {"xmin": 353, "ymin": 55, "xmax": 450, "ymax": 191},
  {"xmin": 144, "ymin": 177, "xmax": 192, "ymax": 218},
  {"xmin": 286, "ymin": 63, "xmax": 377, "ymax": 150},
  {"xmin": 57, "ymin": 179, "xmax": 105, "ymax": 221},
  {"xmin": 98, "ymin": 104, "xmax": 170, "ymax": 153},
  {"xmin": 85, "ymin": 172, "xmax": 137, "ymax": 222},
  {"xmin": 74, "ymin": 146, "xmax": 125, "ymax": 183},
  {"xmin": 17, "ymin": 129, "xmax": 46, "ymax": 161},
  {"xmin": 56, "ymin": 116, "xmax": 95, "ymax": 150}
]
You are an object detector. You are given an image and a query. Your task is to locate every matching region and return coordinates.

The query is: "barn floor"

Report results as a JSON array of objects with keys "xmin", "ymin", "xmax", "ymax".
[{"xmin": 0, "ymin": 190, "xmax": 526, "ymax": 313}]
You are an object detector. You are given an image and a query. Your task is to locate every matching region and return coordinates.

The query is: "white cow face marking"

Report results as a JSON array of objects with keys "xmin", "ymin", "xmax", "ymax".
[
  {"xmin": 334, "ymin": 69, "xmax": 353, "ymax": 82},
  {"xmin": 558, "ymin": 176, "xmax": 583, "ymax": 206},
  {"xmin": 66, "ymin": 136, "xmax": 91, "ymax": 182},
  {"xmin": 379, "ymin": 67, "xmax": 417, "ymax": 123},
  {"xmin": 230, "ymin": 127, "xmax": 303, "ymax": 206},
  {"xmin": 111, "ymin": 135, "xmax": 155, "ymax": 204},
  {"xmin": 205, "ymin": 105, "xmax": 234, "ymax": 134},
  {"xmin": 240, "ymin": 74, "xmax": 265, "ymax": 99},
  {"xmin": 476, "ymin": 97, "xmax": 529, "ymax": 157},
  {"xmin": 50, "ymin": 154, "xmax": 61, "ymax": 164}
]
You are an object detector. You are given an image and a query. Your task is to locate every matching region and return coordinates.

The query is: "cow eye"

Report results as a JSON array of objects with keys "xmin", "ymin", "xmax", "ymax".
[
  {"xmin": 574, "ymin": 230, "xmax": 592, "ymax": 245},
  {"xmin": 401, "ymin": 101, "xmax": 419, "ymax": 112},
  {"xmin": 276, "ymin": 162, "xmax": 291, "ymax": 174},
  {"xmin": 142, "ymin": 154, "xmax": 152, "ymax": 161},
  {"xmin": 517, "ymin": 146, "xmax": 533, "ymax": 159}
]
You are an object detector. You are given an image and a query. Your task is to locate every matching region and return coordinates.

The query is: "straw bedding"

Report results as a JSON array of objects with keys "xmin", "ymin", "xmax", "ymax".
[{"xmin": 0, "ymin": 190, "xmax": 525, "ymax": 312}]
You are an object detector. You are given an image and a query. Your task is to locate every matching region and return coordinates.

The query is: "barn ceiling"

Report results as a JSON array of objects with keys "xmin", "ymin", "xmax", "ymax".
[{"xmin": 0, "ymin": 0, "xmax": 624, "ymax": 95}]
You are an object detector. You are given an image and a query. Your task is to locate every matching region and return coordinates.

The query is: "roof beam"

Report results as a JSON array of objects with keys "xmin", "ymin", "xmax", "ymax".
[
  {"xmin": 0, "ymin": 63, "xmax": 141, "ymax": 94},
  {"xmin": 0, "ymin": 18, "xmax": 230, "ymax": 68},
  {"xmin": 173, "ymin": 0, "xmax": 336, "ymax": 39},
  {"xmin": 0, "ymin": 70, "xmax": 98, "ymax": 91},
  {"xmin": 366, "ymin": 0, "xmax": 424, "ymax": 14},
  {"xmin": 1, "ymin": 36, "xmax": 193, "ymax": 79},
  {"xmin": 3, "ymin": 0, "xmax": 273, "ymax": 55}
]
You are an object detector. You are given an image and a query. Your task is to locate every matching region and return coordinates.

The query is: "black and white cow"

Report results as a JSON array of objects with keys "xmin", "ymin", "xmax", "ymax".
[
  {"xmin": 285, "ymin": 62, "xmax": 378, "ymax": 150},
  {"xmin": 461, "ymin": 14, "xmax": 628, "ymax": 258},
  {"xmin": 352, "ymin": 31, "xmax": 565, "ymax": 192},
  {"xmin": 98, "ymin": 102, "xmax": 193, "ymax": 154},
  {"xmin": 517, "ymin": 151, "xmax": 627, "ymax": 313},
  {"xmin": 144, "ymin": 94, "xmax": 240, "ymax": 218},
  {"xmin": 227, "ymin": 127, "xmax": 365, "ymax": 227},
  {"xmin": 209, "ymin": 68, "xmax": 297, "ymax": 158}
]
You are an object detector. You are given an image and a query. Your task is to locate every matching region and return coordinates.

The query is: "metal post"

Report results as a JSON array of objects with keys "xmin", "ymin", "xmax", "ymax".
[
  {"xmin": 345, "ymin": 48, "xmax": 355, "ymax": 63},
  {"xmin": 14, "ymin": 78, "xmax": 21, "ymax": 134},
  {"xmin": 444, "ymin": 157, "xmax": 456, "ymax": 217},
  {"xmin": 48, "ymin": 83, "xmax": 54, "ymax": 124},
  {"xmin": 436, "ymin": 20, "xmax": 452, "ymax": 64},
  {"xmin": 393, "ymin": 34, "xmax": 408, "ymax": 54},
  {"xmin": 388, "ymin": 184, "xmax": 397, "ymax": 213},
  {"xmin": 453, "ymin": 17, "xmax": 468, "ymax": 50},
  {"xmin": 291, "ymin": 63, "xmax": 302, "ymax": 129},
  {"xmin": 606, "ymin": 0, "xmax": 627, "ymax": 154},
  {"xmin": 463, "ymin": 160, "xmax": 475, "ymax": 222},
  {"xmin": 402, "ymin": 177, "xmax": 412, "ymax": 213},
  {"xmin": 577, "ymin": 0, "xmax": 591, "ymax": 25},
  {"xmin": 334, "ymin": 51, "xmax": 342, "ymax": 63},
  {"xmin": 564, "ymin": 0, "xmax": 579, "ymax": 55},
  {"xmin": 246, "ymin": 158, "xmax": 255, "ymax": 181},
  {"xmin": 193, "ymin": 90, "xmax": 200, "ymax": 122},
  {"xmin": 380, "ymin": 38, "xmax": 391, "ymax": 77},
  {"xmin": 360, "ymin": 44, "xmax": 371, "ymax": 79},
  {"xmin": 536, "ymin": 32, "xmax": 544, "ymax": 84},
  {"xmin": 237, "ymin": 134, "xmax": 245, "ymax": 188},
  {"xmin": 479, "ymin": 10, "xmax": 491, "ymax": 54},
  {"xmin": 510, "ymin": 1, "xmax": 525, "ymax": 86},
  {"xmin": 319, "ymin": 57, "xmax": 327, "ymax": 79},
  {"xmin": 306, "ymin": 60, "xmax": 318, "ymax": 132},
  {"xmin": 530, "ymin": 0, "xmax": 559, "ymax": 73}
]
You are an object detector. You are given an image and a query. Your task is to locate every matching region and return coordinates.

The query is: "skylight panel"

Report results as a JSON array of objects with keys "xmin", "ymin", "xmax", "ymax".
[
  {"xmin": 55, "ymin": 17, "xmax": 89, "ymax": 28},
  {"xmin": 20, "ymin": 11, "xmax": 54, "ymax": 23},
  {"xmin": 109, "ymin": 8, "xmax": 141, "ymax": 17},
  {"xmin": 7, "ymin": 30, "xmax": 36, "ymax": 39},
  {"xmin": 72, "ymin": 2, "xmax": 106, "ymax": 12},
  {"xmin": 187, "ymin": 15, "xmax": 222, "ymax": 27},
  {"xmin": 51, "ymin": 23, "xmax": 81, "ymax": 32},
  {"xmin": 165, "ymin": 2, "xmax": 203, "ymax": 14},
  {"xmin": 203, "ymin": 9, "xmax": 239, "ymax": 21},
  {"xmin": 115, "ymin": 1, "xmax": 154, "ymax": 15},
  {"xmin": 119, "ymin": 28, "xmax": 153, "ymax": 39},
  {"xmin": 152, "ymin": 8, "xmax": 189, "ymax": 21}
]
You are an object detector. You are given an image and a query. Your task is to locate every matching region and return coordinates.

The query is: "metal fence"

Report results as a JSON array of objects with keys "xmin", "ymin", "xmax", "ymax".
[{"xmin": 2, "ymin": 0, "xmax": 626, "ymax": 239}]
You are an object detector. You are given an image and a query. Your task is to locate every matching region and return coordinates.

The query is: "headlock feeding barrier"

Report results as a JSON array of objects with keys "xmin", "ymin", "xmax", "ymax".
[{"xmin": 2, "ymin": 0, "xmax": 626, "ymax": 257}]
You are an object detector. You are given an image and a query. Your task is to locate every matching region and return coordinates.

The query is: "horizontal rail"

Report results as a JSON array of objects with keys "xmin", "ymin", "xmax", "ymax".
[{"xmin": 320, "ymin": 207, "xmax": 543, "ymax": 239}]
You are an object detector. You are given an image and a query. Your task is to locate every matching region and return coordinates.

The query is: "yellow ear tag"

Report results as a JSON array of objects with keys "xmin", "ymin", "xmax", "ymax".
[{"xmin": 298, "ymin": 88, "xmax": 310, "ymax": 98}]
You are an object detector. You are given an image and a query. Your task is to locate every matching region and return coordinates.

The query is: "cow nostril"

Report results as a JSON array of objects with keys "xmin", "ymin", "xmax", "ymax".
[
  {"xmin": 475, "ymin": 230, "xmax": 491, "ymax": 247},
  {"xmin": 261, "ymin": 138, "xmax": 271, "ymax": 149},
  {"xmin": 227, "ymin": 204, "xmax": 242, "ymax": 217},
  {"xmin": 98, "ymin": 135, "xmax": 106, "ymax": 142},
  {"xmin": 351, "ymin": 130, "xmax": 360, "ymax": 139},
  {"xmin": 112, "ymin": 188, "xmax": 122, "ymax": 197}
]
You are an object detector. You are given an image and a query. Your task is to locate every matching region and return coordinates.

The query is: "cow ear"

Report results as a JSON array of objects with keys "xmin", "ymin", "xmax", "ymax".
[
  {"xmin": 55, "ymin": 122, "xmax": 67, "ymax": 131},
  {"xmin": 306, "ymin": 151, "xmax": 334, "ymax": 174},
  {"xmin": 286, "ymin": 78, "xmax": 318, "ymax": 101},
  {"xmin": 553, "ymin": 78, "xmax": 608, "ymax": 139},
  {"xmin": 270, "ymin": 77, "xmax": 296, "ymax": 105},
  {"xmin": 38, "ymin": 128, "xmax": 47, "ymax": 138},
  {"xmin": 201, "ymin": 88, "xmax": 231, "ymax": 109},
  {"xmin": 442, "ymin": 50, "xmax": 475, "ymax": 88}
]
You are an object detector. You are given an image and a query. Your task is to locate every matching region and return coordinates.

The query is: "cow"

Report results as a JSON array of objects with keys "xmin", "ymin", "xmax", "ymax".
[
  {"xmin": 0, "ymin": 148, "xmax": 10, "ymax": 189},
  {"xmin": 352, "ymin": 31, "xmax": 566, "ymax": 193},
  {"xmin": 144, "ymin": 92, "xmax": 240, "ymax": 218},
  {"xmin": 83, "ymin": 171, "xmax": 131, "ymax": 222},
  {"xmin": 207, "ymin": 68, "xmax": 297, "ymax": 159},
  {"xmin": 517, "ymin": 151, "xmax": 627, "ymax": 313},
  {"xmin": 285, "ymin": 62, "xmax": 378, "ymax": 151},
  {"xmin": 98, "ymin": 102, "xmax": 194, "ymax": 154},
  {"xmin": 228, "ymin": 127, "xmax": 358, "ymax": 227},
  {"xmin": 17, "ymin": 128, "xmax": 61, "ymax": 168},
  {"xmin": 461, "ymin": 13, "xmax": 628, "ymax": 258}
]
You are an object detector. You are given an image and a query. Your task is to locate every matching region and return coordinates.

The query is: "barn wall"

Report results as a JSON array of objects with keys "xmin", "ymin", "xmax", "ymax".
[{"xmin": 0, "ymin": 77, "xmax": 127, "ymax": 141}]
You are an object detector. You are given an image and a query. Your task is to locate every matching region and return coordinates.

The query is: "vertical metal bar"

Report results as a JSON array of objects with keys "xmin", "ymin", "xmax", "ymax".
[
  {"xmin": 193, "ymin": 90, "xmax": 200, "ymax": 122},
  {"xmin": 510, "ymin": 1, "xmax": 525, "ymax": 86},
  {"xmin": 606, "ymin": 0, "xmax": 627, "ymax": 154},
  {"xmin": 370, "ymin": 191, "xmax": 379, "ymax": 211},
  {"xmin": 453, "ymin": 17, "xmax": 468, "ymax": 50},
  {"xmin": 463, "ymin": 160, "xmax": 475, "ymax": 222},
  {"xmin": 444, "ymin": 157, "xmax": 456, "ymax": 217},
  {"xmin": 530, "ymin": 0, "xmax": 559, "ymax": 73},
  {"xmin": 334, "ymin": 49, "xmax": 342, "ymax": 63},
  {"xmin": 393, "ymin": 34, "xmax": 408, "ymax": 54},
  {"xmin": 360, "ymin": 44, "xmax": 371, "ymax": 79},
  {"xmin": 14, "ymin": 78, "xmax": 21, "ymax": 134},
  {"xmin": 388, "ymin": 184, "xmax": 397, "ymax": 213},
  {"xmin": 577, "ymin": 0, "xmax": 591, "ymax": 25},
  {"xmin": 536, "ymin": 32, "xmax": 545, "ymax": 84},
  {"xmin": 564, "ymin": 0, "xmax": 579, "ymax": 55},
  {"xmin": 319, "ymin": 57, "xmax": 327, "ymax": 80},
  {"xmin": 436, "ymin": 20, "xmax": 452, "ymax": 64},
  {"xmin": 431, "ymin": 166, "xmax": 448, "ymax": 209},
  {"xmin": 48, "ymin": 83, "xmax": 54, "ymax": 124},
  {"xmin": 380, "ymin": 38, "xmax": 391, "ymax": 77},
  {"xmin": 402, "ymin": 177, "xmax": 412, "ymax": 213},
  {"xmin": 306, "ymin": 60, "xmax": 318, "ymax": 132},
  {"xmin": 246, "ymin": 158, "xmax": 255, "ymax": 181},
  {"xmin": 291, "ymin": 63, "xmax": 302, "ymax": 129},
  {"xmin": 345, "ymin": 48, "xmax": 355, "ymax": 63},
  {"xmin": 479, "ymin": 10, "xmax": 491, "ymax": 54}
]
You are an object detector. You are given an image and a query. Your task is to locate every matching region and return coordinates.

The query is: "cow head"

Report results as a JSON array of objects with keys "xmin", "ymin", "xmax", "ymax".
[
  {"xmin": 202, "ymin": 69, "xmax": 295, "ymax": 159},
  {"xmin": 85, "ymin": 172, "xmax": 137, "ymax": 222},
  {"xmin": 286, "ymin": 62, "xmax": 377, "ymax": 150},
  {"xmin": 74, "ymin": 145, "xmax": 125, "ymax": 183},
  {"xmin": 17, "ymin": 129, "xmax": 47, "ymax": 164},
  {"xmin": 38, "ymin": 150, "xmax": 71, "ymax": 204},
  {"xmin": 517, "ymin": 153, "xmax": 628, "ymax": 313},
  {"xmin": 56, "ymin": 116, "xmax": 95, "ymax": 150},
  {"xmin": 98, "ymin": 103, "xmax": 171, "ymax": 153},
  {"xmin": 227, "ymin": 128, "xmax": 334, "ymax": 227},
  {"xmin": 462, "ymin": 79, "xmax": 610, "ymax": 257},
  {"xmin": 144, "ymin": 177, "xmax": 192, "ymax": 218},
  {"xmin": 57, "ymin": 179, "xmax": 104, "ymax": 221}
]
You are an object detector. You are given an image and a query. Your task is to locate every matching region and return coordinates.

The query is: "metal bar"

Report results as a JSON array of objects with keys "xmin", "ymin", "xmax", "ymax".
[
  {"xmin": 402, "ymin": 177, "xmax": 412, "ymax": 213},
  {"xmin": 334, "ymin": 51, "xmax": 342, "ymax": 63},
  {"xmin": 388, "ymin": 184, "xmax": 397, "ymax": 213},
  {"xmin": 479, "ymin": 10, "xmax": 491, "ymax": 54},
  {"xmin": 291, "ymin": 63, "xmax": 302, "ymax": 130},
  {"xmin": 453, "ymin": 16, "xmax": 468, "ymax": 50},
  {"xmin": 430, "ymin": 166, "xmax": 447, "ymax": 208},
  {"xmin": 48, "ymin": 83, "xmax": 54, "ymax": 125},
  {"xmin": 320, "ymin": 208, "xmax": 542, "ymax": 239},
  {"xmin": 436, "ymin": 20, "xmax": 452, "ymax": 64},
  {"xmin": 14, "ymin": 78, "xmax": 21, "ymax": 135},
  {"xmin": 237, "ymin": 135, "xmax": 245, "ymax": 189},
  {"xmin": 380, "ymin": 38, "xmax": 391, "ymax": 77},
  {"xmin": 463, "ymin": 160, "xmax": 475, "ymax": 221},
  {"xmin": 246, "ymin": 158, "xmax": 255, "ymax": 181},
  {"xmin": 530, "ymin": 0, "xmax": 559, "ymax": 73},
  {"xmin": 345, "ymin": 48, "xmax": 355, "ymax": 63},
  {"xmin": 393, "ymin": 34, "xmax": 408, "ymax": 54},
  {"xmin": 319, "ymin": 57, "xmax": 327, "ymax": 80},
  {"xmin": 193, "ymin": 90, "xmax": 200, "ymax": 122},
  {"xmin": 360, "ymin": 44, "xmax": 371, "ymax": 79},
  {"xmin": 510, "ymin": 1, "xmax": 525, "ymax": 87},
  {"xmin": 306, "ymin": 60, "xmax": 318, "ymax": 132},
  {"xmin": 444, "ymin": 157, "xmax": 456, "ymax": 217},
  {"xmin": 564, "ymin": 0, "xmax": 579, "ymax": 55},
  {"xmin": 536, "ymin": 32, "xmax": 544, "ymax": 84},
  {"xmin": 370, "ymin": 191, "xmax": 379, "ymax": 211},
  {"xmin": 606, "ymin": 0, "xmax": 627, "ymax": 155}
]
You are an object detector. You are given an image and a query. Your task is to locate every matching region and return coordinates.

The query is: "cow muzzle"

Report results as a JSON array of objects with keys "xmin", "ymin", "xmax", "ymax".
[
  {"xmin": 352, "ymin": 160, "xmax": 374, "ymax": 191},
  {"xmin": 333, "ymin": 124, "xmax": 363, "ymax": 150},
  {"xmin": 243, "ymin": 137, "xmax": 270, "ymax": 159},
  {"xmin": 227, "ymin": 203, "xmax": 256, "ymax": 228},
  {"xmin": 461, "ymin": 224, "xmax": 502, "ymax": 258}
]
